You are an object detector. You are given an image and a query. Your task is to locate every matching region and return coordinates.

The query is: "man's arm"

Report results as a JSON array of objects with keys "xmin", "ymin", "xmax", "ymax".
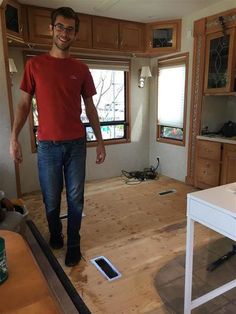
[
  {"xmin": 84, "ymin": 97, "xmax": 106, "ymax": 164},
  {"xmin": 10, "ymin": 91, "xmax": 33, "ymax": 163}
]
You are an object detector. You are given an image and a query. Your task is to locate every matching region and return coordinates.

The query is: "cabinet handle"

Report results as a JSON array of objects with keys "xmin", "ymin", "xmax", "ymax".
[
  {"xmin": 149, "ymin": 40, "xmax": 152, "ymax": 48},
  {"xmin": 20, "ymin": 24, "xmax": 23, "ymax": 33}
]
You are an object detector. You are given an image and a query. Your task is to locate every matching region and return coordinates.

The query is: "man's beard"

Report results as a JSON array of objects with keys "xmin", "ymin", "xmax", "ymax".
[
  {"xmin": 54, "ymin": 36, "xmax": 72, "ymax": 51},
  {"xmin": 55, "ymin": 41, "xmax": 71, "ymax": 51}
]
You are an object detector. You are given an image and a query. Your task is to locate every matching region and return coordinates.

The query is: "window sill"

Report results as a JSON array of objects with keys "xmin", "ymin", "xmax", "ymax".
[
  {"xmin": 156, "ymin": 137, "xmax": 185, "ymax": 146},
  {"xmin": 86, "ymin": 138, "xmax": 130, "ymax": 147}
]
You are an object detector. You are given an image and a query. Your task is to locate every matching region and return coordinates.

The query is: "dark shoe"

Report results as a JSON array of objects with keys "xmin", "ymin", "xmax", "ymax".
[
  {"xmin": 49, "ymin": 233, "xmax": 64, "ymax": 249},
  {"xmin": 65, "ymin": 246, "xmax": 81, "ymax": 267}
]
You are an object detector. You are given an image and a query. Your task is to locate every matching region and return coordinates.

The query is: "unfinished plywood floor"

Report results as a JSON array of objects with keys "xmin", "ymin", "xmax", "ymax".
[{"xmin": 23, "ymin": 175, "xmax": 224, "ymax": 313}]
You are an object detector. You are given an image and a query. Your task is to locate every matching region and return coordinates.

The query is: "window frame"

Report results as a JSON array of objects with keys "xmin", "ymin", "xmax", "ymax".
[
  {"xmin": 23, "ymin": 51, "xmax": 131, "ymax": 153},
  {"xmin": 156, "ymin": 52, "xmax": 189, "ymax": 146}
]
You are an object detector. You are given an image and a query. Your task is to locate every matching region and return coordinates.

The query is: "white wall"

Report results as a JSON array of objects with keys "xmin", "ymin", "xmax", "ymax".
[
  {"xmin": 149, "ymin": 0, "xmax": 236, "ymax": 182},
  {"xmin": 8, "ymin": 47, "xmax": 151, "ymax": 193},
  {"xmin": 9, "ymin": 47, "xmax": 39, "ymax": 193},
  {"xmin": 201, "ymin": 96, "xmax": 236, "ymax": 132},
  {"xmin": 0, "ymin": 15, "xmax": 17, "ymax": 198},
  {"xmin": 86, "ymin": 59, "xmax": 151, "ymax": 180}
]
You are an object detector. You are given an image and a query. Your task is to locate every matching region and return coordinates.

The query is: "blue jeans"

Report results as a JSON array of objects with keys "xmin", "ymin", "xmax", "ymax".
[{"xmin": 37, "ymin": 137, "xmax": 86, "ymax": 248}]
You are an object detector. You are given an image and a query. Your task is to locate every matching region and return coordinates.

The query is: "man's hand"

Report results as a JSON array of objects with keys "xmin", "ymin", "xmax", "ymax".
[
  {"xmin": 9, "ymin": 91, "xmax": 32, "ymax": 164},
  {"xmin": 10, "ymin": 139, "xmax": 23, "ymax": 163},
  {"xmin": 96, "ymin": 142, "xmax": 106, "ymax": 164}
]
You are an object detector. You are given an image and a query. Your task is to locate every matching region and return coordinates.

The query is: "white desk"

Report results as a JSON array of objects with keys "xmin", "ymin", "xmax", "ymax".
[{"xmin": 184, "ymin": 182, "xmax": 236, "ymax": 313}]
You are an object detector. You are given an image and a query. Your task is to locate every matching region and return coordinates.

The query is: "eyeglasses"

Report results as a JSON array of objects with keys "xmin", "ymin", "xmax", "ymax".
[{"xmin": 53, "ymin": 23, "xmax": 75, "ymax": 34}]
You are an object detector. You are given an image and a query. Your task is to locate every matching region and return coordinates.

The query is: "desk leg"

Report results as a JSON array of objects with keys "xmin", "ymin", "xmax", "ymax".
[{"xmin": 184, "ymin": 216, "xmax": 194, "ymax": 314}]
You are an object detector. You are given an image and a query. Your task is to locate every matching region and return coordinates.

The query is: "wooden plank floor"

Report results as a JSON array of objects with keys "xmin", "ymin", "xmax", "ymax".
[{"xmin": 22, "ymin": 176, "xmax": 222, "ymax": 313}]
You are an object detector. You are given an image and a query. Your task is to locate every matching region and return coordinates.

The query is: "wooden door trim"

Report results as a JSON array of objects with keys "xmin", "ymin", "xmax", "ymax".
[
  {"xmin": 0, "ymin": 5, "xmax": 22, "ymax": 196},
  {"xmin": 185, "ymin": 18, "xmax": 206, "ymax": 185}
]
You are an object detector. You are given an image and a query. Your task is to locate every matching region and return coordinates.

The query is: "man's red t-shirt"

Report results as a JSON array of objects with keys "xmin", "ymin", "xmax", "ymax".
[{"xmin": 20, "ymin": 54, "xmax": 96, "ymax": 141}]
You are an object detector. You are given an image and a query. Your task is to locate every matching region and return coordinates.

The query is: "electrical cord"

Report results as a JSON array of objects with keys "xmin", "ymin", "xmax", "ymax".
[{"xmin": 121, "ymin": 157, "xmax": 159, "ymax": 185}]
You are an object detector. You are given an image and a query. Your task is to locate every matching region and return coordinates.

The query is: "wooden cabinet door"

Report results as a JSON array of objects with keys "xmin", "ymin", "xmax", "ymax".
[
  {"xmin": 119, "ymin": 21, "xmax": 145, "ymax": 52},
  {"xmin": 73, "ymin": 14, "xmax": 92, "ymax": 49},
  {"xmin": 27, "ymin": 6, "xmax": 52, "ymax": 44},
  {"xmin": 5, "ymin": 0, "xmax": 26, "ymax": 41},
  {"xmin": 195, "ymin": 158, "xmax": 221, "ymax": 188},
  {"xmin": 146, "ymin": 19, "xmax": 181, "ymax": 54},
  {"xmin": 28, "ymin": 7, "xmax": 92, "ymax": 49},
  {"xmin": 221, "ymin": 144, "xmax": 236, "ymax": 184},
  {"xmin": 92, "ymin": 16, "xmax": 119, "ymax": 50},
  {"xmin": 194, "ymin": 140, "xmax": 222, "ymax": 189},
  {"xmin": 204, "ymin": 28, "xmax": 236, "ymax": 94}
]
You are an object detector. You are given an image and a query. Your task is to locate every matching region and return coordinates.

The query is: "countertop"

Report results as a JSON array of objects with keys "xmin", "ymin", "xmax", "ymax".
[
  {"xmin": 0, "ymin": 230, "xmax": 61, "ymax": 314},
  {"xmin": 197, "ymin": 134, "xmax": 236, "ymax": 144}
]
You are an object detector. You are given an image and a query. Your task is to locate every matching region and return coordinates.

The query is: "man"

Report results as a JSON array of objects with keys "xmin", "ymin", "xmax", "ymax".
[{"xmin": 10, "ymin": 7, "xmax": 106, "ymax": 267}]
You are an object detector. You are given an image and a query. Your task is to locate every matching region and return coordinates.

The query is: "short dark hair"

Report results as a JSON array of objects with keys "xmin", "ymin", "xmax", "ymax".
[{"xmin": 51, "ymin": 7, "xmax": 80, "ymax": 33}]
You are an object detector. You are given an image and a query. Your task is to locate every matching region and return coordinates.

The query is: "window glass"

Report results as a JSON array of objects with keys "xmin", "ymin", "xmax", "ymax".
[
  {"xmin": 157, "ymin": 54, "xmax": 188, "ymax": 144},
  {"xmin": 81, "ymin": 68, "xmax": 127, "ymax": 142}
]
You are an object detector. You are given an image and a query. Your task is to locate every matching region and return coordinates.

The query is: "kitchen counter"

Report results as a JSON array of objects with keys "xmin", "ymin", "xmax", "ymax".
[{"xmin": 197, "ymin": 135, "xmax": 236, "ymax": 144}]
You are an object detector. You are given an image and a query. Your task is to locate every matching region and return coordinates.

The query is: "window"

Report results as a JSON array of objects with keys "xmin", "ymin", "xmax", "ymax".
[
  {"xmin": 80, "ymin": 58, "xmax": 130, "ymax": 143},
  {"xmin": 157, "ymin": 53, "xmax": 188, "ymax": 145},
  {"xmin": 26, "ymin": 53, "xmax": 130, "ymax": 152}
]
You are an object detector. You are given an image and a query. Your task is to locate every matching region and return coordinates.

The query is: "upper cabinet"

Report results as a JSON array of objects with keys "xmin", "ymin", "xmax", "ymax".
[
  {"xmin": 27, "ymin": 6, "xmax": 52, "ymax": 45},
  {"xmin": 5, "ymin": 0, "xmax": 27, "ymax": 42},
  {"xmin": 119, "ymin": 21, "xmax": 145, "ymax": 52},
  {"xmin": 92, "ymin": 17, "xmax": 145, "ymax": 52},
  {"xmin": 145, "ymin": 19, "xmax": 181, "ymax": 54},
  {"xmin": 75, "ymin": 14, "xmax": 92, "ymax": 49},
  {"xmin": 92, "ymin": 16, "xmax": 119, "ymax": 50},
  {"xmin": 5, "ymin": 3, "xmax": 180, "ymax": 55},
  {"xmin": 27, "ymin": 6, "xmax": 92, "ymax": 49},
  {"xmin": 203, "ymin": 11, "xmax": 236, "ymax": 95},
  {"xmin": 204, "ymin": 28, "xmax": 236, "ymax": 94}
]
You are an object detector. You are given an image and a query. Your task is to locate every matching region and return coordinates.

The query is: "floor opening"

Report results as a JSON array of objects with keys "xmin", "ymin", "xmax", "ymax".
[
  {"xmin": 159, "ymin": 189, "xmax": 176, "ymax": 196},
  {"xmin": 90, "ymin": 256, "xmax": 121, "ymax": 281}
]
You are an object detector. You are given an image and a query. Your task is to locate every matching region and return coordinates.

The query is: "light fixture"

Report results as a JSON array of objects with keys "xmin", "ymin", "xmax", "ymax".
[
  {"xmin": 138, "ymin": 66, "xmax": 152, "ymax": 88},
  {"xmin": 9, "ymin": 58, "xmax": 17, "ymax": 74},
  {"xmin": 8, "ymin": 58, "xmax": 17, "ymax": 85}
]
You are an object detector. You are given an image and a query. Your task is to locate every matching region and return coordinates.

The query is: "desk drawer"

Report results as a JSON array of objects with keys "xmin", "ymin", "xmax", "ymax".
[{"xmin": 189, "ymin": 199, "xmax": 236, "ymax": 240}]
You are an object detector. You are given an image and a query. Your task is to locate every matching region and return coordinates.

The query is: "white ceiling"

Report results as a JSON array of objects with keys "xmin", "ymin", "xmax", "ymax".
[{"xmin": 19, "ymin": 0, "xmax": 223, "ymax": 22}]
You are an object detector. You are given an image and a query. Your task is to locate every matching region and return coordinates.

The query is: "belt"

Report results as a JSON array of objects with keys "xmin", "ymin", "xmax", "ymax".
[{"xmin": 39, "ymin": 138, "xmax": 83, "ymax": 144}]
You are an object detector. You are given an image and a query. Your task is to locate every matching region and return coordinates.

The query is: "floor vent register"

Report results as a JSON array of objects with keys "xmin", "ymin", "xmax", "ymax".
[
  {"xmin": 159, "ymin": 189, "xmax": 176, "ymax": 196},
  {"xmin": 90, "ymin": 256, "xmax": 121, "ymax": 281}
]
